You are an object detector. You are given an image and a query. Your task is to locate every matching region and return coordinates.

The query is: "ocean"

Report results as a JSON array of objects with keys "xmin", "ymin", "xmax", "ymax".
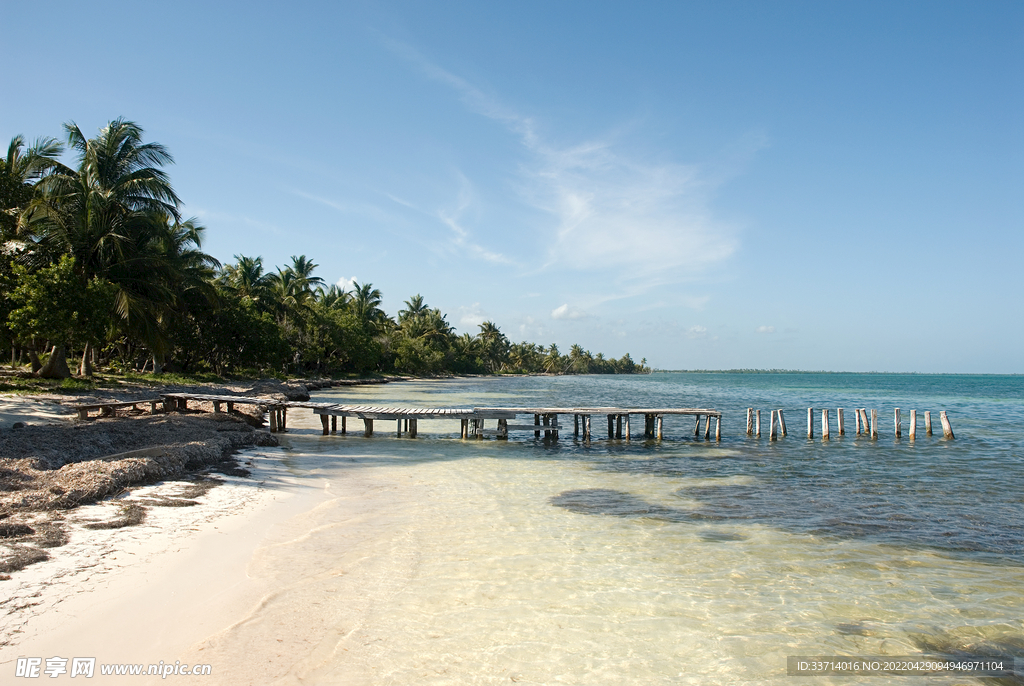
[{"xmin": 249, "ymin": 373, "xmax": 1024, "ymax": 684}]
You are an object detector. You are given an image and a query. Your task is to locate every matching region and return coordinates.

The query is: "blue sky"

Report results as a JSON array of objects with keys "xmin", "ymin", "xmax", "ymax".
[{"xmin": 3, "ymin": 1, "xmax": 1022, "ymax": 372}]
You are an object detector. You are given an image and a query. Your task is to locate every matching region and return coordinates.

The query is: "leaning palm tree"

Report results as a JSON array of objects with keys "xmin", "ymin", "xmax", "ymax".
[
  {"xmin": 20, "ymin": 119, "xmax": 186, "ymax": 376},
  {"xmin": 398, "ymin": 294, "xmax": 428, "ymax": 322}
]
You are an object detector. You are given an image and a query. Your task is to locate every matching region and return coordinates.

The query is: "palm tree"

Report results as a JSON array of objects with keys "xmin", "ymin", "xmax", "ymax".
[
  {"xmin": 219, "ymin": 255, "xmax": 274, "ymax": 309},
  {"xmin": 1, "ymin": 135, "xmax": 63, "ymax": 240},
  {"xmin": 20, "ymin": 119, "xmax": 185, "ymax": 376},
  {"xmin": 351, "ymin": 282, "xmax": 384, "ymax": 328},
  {"xmin": 398, "ymin": 294, "xmax": 428, "ymax": 322},
  {"xmin": 316, "ymin": 283, "xmax": 350, "ymax": 310},
  {"xmin": 476, "ymin": 321, "xmax": 510, "ymax": 372}
]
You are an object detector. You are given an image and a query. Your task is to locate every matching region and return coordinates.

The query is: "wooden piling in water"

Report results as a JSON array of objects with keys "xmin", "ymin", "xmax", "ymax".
[
  {"xmin": 715, "ymin": 416, "xmax": 721, "ymax": 441},
  {"xmin": 410, "ymin": 418, "xmax": 418, "ymax": 438},
  {"xmin": 924, "ymin": 411, "xmax": 932, "ymax": 436},
  {"xmin": 269, "ymin": 408, "xmax": 278, "ymax": 432},
  {"xmin": 747, "ymin": 408, "xmax": 754, "ymax": 436},
  {"xmin": 341, "ymin": 416, "xmax": 346, "ymax": 434},
  {"xmin": 870, "ymin": 409, "xmax": 878, "ymax": 439},
  {"xmin": 656, "ymin": 415, "xmax": 664, "ymax": 440},
  {"xmin": 770, "ymin": 410, "xmax": 778, "ymax": 440},
  {"xmin": 461, "ymin": 418, "xmax": 468, "ymax": 439},
  {"xmin": 894, "ymin": 408, "xmax": 901, "ymax": 438},
  {"xmin": 837, "ymin": 408, "xmax": 844, "ymax": 435},
  {"xmin": 909, "ymin": 410, "xmax": 916, "ymax": 440},
  {"xmin": 607, "ymin": 415, "xmax": 614, "ymax": 439},
  {"xmin": 584, "ymin": 415, "xmax": 592, "ymax": 443},
  {"xmin": 807, "ymin": 408, "xmax": 814, "ymax": 439},
  {"xmin": 498, "ymin": 418, "xmax": 508, "ymax": 439},
  {"xmin": 940, "ymin": 411, "xmax": 954, "ymax": 439},
  {"xmin": 756, "ymin": 410, "xmax": 761, "ymax": 438},
  {"xmin": 703, "ymin": 414, "xmax": 710, "ymax": 440},
  {"xmin": 331, "ymin": 415, "xmax": 337, "ymax": 433},
  {"xmin": 624, "ymin": 413, "xmax": 630, "ymax": 440},
  {"xmin": 534, "ymin": 414, "xmax": 540, "ymax": 438},
  {"xmin": 616, "ymin": 415, "xmax": 623, "ymax": 439},
  {"xmin": 778, "ymin": 409, "xmax": 787, "ymax": 437},
  {"xmin": 822, "ymin": 409, "xmax": 830, "ymax": 440},
  {"xmin": 321, "ymin": 414, "xmax": 330, "ymax": 435},
  {"xmin": 363, "ymin": 417, "xmax": 373, "ymax": 437}
]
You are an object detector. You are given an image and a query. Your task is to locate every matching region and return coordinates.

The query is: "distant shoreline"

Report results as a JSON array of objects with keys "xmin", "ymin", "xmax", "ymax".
[{"xmin": 653, "ymin": 369, "xmax": 1023, "ymax": 376}]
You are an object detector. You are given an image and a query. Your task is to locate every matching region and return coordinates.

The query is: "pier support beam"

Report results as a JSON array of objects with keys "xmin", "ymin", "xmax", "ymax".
[
  {"xmin": 755, "ymin": 410, "xmax": 761, "ymax": 438},
  {"xmin": 894, "ymin": 408, "xmax": 901, "ymax": 438},
  {"xmin": 410, "ymin": 418, "xmax": 418, "ymax": 438},
  {"xmin": 363, "ymin": 418, "xmax": 373, "ymax": 437},
  {"xmin": 656, "ymin": 415, "xmax": 663, "ymax": 440},
  {"xmin": 584, "ymin": 415, "xmax": 592, "ymax": 443},
  {"xmin": 341, "ymin": 416, "xmax": 346, "ymax": 434},
  {"xmin": 616, "ymin": 415, "xmax": 622, "ymax": 439},
  {"xmin": 497, "ymin": 418, "xmax": 508, "ymax": 439},
  {"xmin": 715, "ymin": 416, "xmax": 721, "ymax": 441},
  {"xmin": 778, "ymin": 409, "xmax": 787, "ymax": 437},
  {"xmin": 269, "ymin": 408, "xmax": 278, "ymax": 433},
  {"xmin": 624, "ymin": 413, "xmax": 630, "ymax": 440},
  {"xmin": 770, "ymin": 410, "xmax": 778, "ymax": 440},
  {"xmin": 331, "ymin": 415, "xmax": 337, "ymax": 434},
  {"xmin": 704, "ymin": 414, "xmax": 710, "ymax": 440},
  {"xmin": 924, "ymin": 411, "xmax": 932, "ymax": 436},
  {"xmin": 321, "ymin": 414, "xmax": 329, "ymax": 436},
  {"xmin": 940, "ymin": 411, "xmax": 955, "ymax": 439},
  {"xmin": 574, "ymin": 414, "xmax": 579, "ymax": 437},
  {"xmin": 461, "ymin": 418, "xmax": 469, "ymax": 439},
  {"xmin": 807, "ymin": 408, "xmax": 814, "ymax": 439},
  {"xmin": 534, "ymin": 414, "xmax": 540, "ymax": 438},
  {"xmin": 822, "ymin": 409, "xmax": 830, "ymax": 440},
  {"xmin": 870, "ymin": 409, "xmax": 878, "ymax": 439},
  {"xmin": 909, "ymin": 410, "xmax": 916, "ymax": 440},
  {"xmin": 746, "ymin": 408, "xmax": 753, "ymax": 436},
  {"xmin": 837, "ymin": 408, "xmax": 844, "ymax": 436}
]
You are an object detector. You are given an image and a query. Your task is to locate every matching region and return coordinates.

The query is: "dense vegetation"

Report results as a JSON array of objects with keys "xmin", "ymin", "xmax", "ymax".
[{"xmin": 1, "ymin": 120, "xmax": 649, "ymax": 379}]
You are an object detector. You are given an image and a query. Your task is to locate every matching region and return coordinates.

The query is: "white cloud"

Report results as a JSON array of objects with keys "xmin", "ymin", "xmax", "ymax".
[
  {"xmin": 458, "ymin": 303, "xmax": 488, "ymax": 329},
  {"xmin": 687, "ymin": 325, "xmax": 708, "ymax": 339},
  {"xmin": 336, "ymin": 276, "xmax": 358, "ymax": 292},
  {"xmin": 551, "ymin": 304, "xmax": 588, "ymax": 320},
  {"xmin": 757, "ymin": 325, "xmax": 776, "ymax": 334}
]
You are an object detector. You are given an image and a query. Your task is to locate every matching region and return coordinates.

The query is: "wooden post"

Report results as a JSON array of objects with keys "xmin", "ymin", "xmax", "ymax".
[
  {"xmin": 715, "ymin": 416, "xmax": 721, "ymax": 441},
  {"xmin": 396, "ymin": 419, "xmax": 402, "ymax": 437},
  {"xmin": 909, "ymin": 410, "xmax": 916, "ymax": 440},
  {"xmin": 551, "ymin": 413, "xmax": 559, "ymax": 440},
  {"xmin": 894, "ymin": 408, "xmax": 901, "ymax": 438},
  {"xmin": 584, "ymin": 415, "xmax": 591, "ymax": 443},
  {"xmin": 269, "ymin": 408, "xmax": 278, "ymax": 433},
  {"xmin": 178, "ymin": 398, "xmax": 188, "ymax": 411},
  {"xmin": 746, "ymin": 408, "xmax": 754, "ymax": 436},
  {"xmin": 703, "ymin": 414, "xmax": 710, "ymax": 440},
  {"xmin": 807, "ymin": 408, "xmax": 814, "ymax": 439},
  {"xmin": 364, "ymin": 418, "xmax": 373, "ymax": 437},
  {"xmin": 940, "ymin": 411, "xmax": 954, "ymax": 439},
  {"xmin": 331, "ymin": 415, "xmax": 337, "ymax": 433},
  {"xmin": 778, "ymin": 409, "xmax": 787, "ymax": 437},
  {"xmin": 320, "ymin": 414, "xmax": 329, "ymax": 436},
  {"xmin": 281, "ymin": 408, "xmax": 287, "ymax": 431},
  {"xmin": 341, "ymin": 416, "xmax": 347, "ymax": 434},
  {"xmin": 656, "ymin": 415, "xmax": 663, "ymax": 440},
  {"xmin": 574, "ymin": 414, "xmax": 580, "ymax": 437},
  {"xmin": 624, "ymin": 413, "xmax": 630, "ymax": 440},
  {"xmin": 227, "ymin": 401, "xmax": 234, "ymax": 413},
  {"xmin": 213, "ymin": 401, "xmax": 222, "ymax": 413},
  {"xmin": 822, "ymin": 409, "xmax": 830, "ymax": 440},
  {"xmin": 693, "ymin": 414, "xmax": 701, "ymax": 437},
  {"xmin": 461, "ymin": 418, "xmax": 468, "ymax": 439},
  {"xmin": 855, "ymin": 409, "xmax": 862, "ymax": 435},
  {"xmin": 607, "ymin": 415, "xmax": 614, "ymax": 438},
  {"xmin": 870, "ymin": 409, "xmax": 878, "ymax": 439},
  {"xmin": 534, "ymin": 414, "xmax": 540, "ymax": 438},
  {"xmin": 770, "ymin": 410, "xmax": 778, "ymax": 440},
  {"xmin": 616, "ymin": 415, "xmax": 622, "ymax": 439},
  {"xmin": 410, "ymin": 418, "xmax": 417, "ymax": 438},
  {"xmin": 924, "ymin": 411, "xmax": 932, "ymax": 436},
  {"xmin": 497, "ymin": 418, "xmax": 508, "ymax": 439},
  {"xmin": 756, "ymin": 410, "xmax": 761, "ymax": 437},
  {"xmin": 543, "ymin": 414, "xmax": 551, "ymax": 440},
  {"xmin": 837, "ymin": 408, "xmax": 844, "ymax": 436}
]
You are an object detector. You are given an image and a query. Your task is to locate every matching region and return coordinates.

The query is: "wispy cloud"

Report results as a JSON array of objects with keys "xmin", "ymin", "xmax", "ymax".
[
  {"xmin": 457, "ymin": 303, "xmax": 488, "ymax": 329},
  {"xmin": 384, "ymin": 38, "xmax": 748, "ymax": 293},
  {"xmin": 437, "ymin": 175, "xmax": 513, "ymax": 264},
  {"xmin": 757, "ymin": 325, "xmax": 776, "ymax": 334}
]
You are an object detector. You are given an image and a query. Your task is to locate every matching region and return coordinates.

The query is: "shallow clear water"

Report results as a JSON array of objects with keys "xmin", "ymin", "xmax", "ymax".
[{"xmin": 265, "ymin": 373, "xmax": 1024, "ymax": 684}]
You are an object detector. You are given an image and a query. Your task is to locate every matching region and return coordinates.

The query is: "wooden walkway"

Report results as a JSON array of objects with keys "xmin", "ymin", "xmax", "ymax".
[{"xmin": 158, "ymin": 394, "xmax": 723, "ymax": 441}]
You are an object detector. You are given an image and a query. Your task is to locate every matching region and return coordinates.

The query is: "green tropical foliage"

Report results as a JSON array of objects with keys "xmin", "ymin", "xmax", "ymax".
[{"xmin": 1, "ymin": 119, "xmax": 650, "ymax": 379}]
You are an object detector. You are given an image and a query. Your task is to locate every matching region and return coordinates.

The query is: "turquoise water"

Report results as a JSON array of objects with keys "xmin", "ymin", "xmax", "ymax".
[{"xmin": 266, "ymin": 373, "xmax": 1023, "ymax": 684}]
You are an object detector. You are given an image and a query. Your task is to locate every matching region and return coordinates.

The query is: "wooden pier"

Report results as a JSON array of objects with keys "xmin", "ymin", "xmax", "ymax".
[
  {"xmin": 745, "ymin": 406, "xmax": 955, "ymax": 440},
  {"xmin": 154, "ymin": 394, "xmax": 722, "ymax": 441}
]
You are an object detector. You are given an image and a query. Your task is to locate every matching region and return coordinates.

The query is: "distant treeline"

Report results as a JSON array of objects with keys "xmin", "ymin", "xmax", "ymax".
[{"xmin": 0, "ymin": 119, "xmax": 649, "ymax": 379}]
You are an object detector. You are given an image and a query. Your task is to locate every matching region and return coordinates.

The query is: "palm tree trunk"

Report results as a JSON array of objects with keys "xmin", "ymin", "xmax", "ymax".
[
  {"xmin": 79, "ymin": 342, "xmax": 93, "ymax": 377},
  {"xmin": 38, "ymin": 344, "xmax": 71, "ymax": 379},
  {"xmin": 152, "ymin": 354, "xmax": 163, "ymax": 375},
  {"xmin": 29, "ymin": 346, "xmax": 42, "ymax": 373}
]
